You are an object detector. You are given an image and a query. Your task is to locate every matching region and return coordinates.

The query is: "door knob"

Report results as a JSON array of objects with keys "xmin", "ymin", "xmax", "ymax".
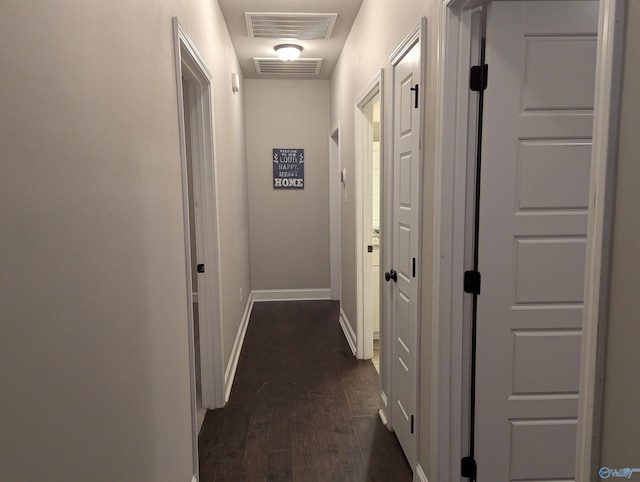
[{"xmin": 385, "ymin": 269, "xmax": 397, "ymax": 283}]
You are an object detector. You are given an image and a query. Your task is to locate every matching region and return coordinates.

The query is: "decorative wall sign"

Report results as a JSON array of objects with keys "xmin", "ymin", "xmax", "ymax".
[{"xmin": 273, "ymin": 148, "xmax": 304, "ymax": 189}]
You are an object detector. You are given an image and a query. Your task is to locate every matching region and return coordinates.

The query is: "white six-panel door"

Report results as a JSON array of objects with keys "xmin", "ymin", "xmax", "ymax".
[
  {"xmin": 391, "ymin": 37, "xmax": 421, "ymax": 469},
  {"xmin": 475, "ymin": 2, "xmax": 598, "ymax": 480}
]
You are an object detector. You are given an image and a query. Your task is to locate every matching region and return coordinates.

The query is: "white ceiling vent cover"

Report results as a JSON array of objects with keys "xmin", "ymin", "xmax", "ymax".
[
  {"xmin": 245, "ymin": 12, "xmax": 337, "ymax": 40},
  {"xmin": 254, "ymin": 58, "xmax": 323, "ymax": 75}
]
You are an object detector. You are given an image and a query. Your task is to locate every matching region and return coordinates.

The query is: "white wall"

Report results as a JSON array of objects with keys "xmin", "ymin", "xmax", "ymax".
[
  {"xmin": 599, "ymin": 0, "xmax": 640, "ymax": 468},
  {"xmin": 245, "ymin": 79, "xmax": 331, "ymax": 292},
  {"xmin": 330, "ymin": 0, "xmax": 442, "ymax": 477},
  {"xmin": 0, "ymin": 1, "xmax": 250, "ymax": 480}
]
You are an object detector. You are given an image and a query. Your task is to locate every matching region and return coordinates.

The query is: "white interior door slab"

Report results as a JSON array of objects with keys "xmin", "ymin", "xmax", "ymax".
[
  {"xmin": 475, "ymin": 2, "xmax": 598, "ymax": 480},
  {"xmin": 390, "ymin": 37, "xmax": 421, "ymax": 469}
]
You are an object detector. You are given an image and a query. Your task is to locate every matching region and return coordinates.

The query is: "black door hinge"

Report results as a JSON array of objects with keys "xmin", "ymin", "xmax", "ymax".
[
  {"xmin": 464, "ymin": 270, "xmax": 481, "ymax": 295},
  {"xmin": 412, "ymin": 258, "xmax": 416, "ymax": 278},
  {"xmin": 470, "ymin": 64, "xmax": 488, "ymax": 92},
  {"xmin": 410, "ymin": 415, "xmax": 414, "ymax": 434},
  {"xmin": 197, "ymin": 264, "xmax": 205, "ymax": 274},
  {"xmin": 410, "ymin": 84, "xmax": 419, "ymax": 108},
  {"xmin": 461, "ymin": 456, "xmax": 477, "ymax": 479},
  {"xmin": 368, "ymin": 245, "xmax": 373, "ymax": 253}
]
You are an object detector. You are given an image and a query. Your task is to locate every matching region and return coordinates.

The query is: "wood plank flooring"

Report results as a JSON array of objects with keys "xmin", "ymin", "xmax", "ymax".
[{"xmin": 198, "ymin": 301, "xmax": 412, "ymax": 482}]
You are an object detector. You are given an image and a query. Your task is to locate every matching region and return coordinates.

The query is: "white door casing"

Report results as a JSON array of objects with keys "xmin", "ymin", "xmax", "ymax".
[
  {"xmin": 389, "ymin": 23, "xmax": 424, "ymax": 469},
  {"xmin": 329, "ymin": 124, "xmax": 341, "ymax": 302},
  {"xmin": 475, "ymin": 2, "xmax": 598, "ymax": 480}
]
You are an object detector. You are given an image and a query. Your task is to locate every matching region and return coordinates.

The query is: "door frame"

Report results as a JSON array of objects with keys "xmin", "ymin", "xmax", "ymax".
[
  {"xmin": 355, "ymin": 70, "xmax": 384, "ymax": 361},
  {"xmin": 388, "ymin": 18, "xmax": 427, "ymax": 468},
  {"xmin": 172, "ymin": 17, "xmax": 226, "ymax": 478},
  {"xmin": 329, "ymin": 123, "xmax": 342, "ymax": 301},
  {"xmin": 433, "ymin": 1, "xmax": 625, "ymax": 480}
]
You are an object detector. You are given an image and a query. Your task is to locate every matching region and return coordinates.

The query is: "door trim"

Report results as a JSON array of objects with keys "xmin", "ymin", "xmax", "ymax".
[
  {"xmin": 329, "ymin": 123, "xmax": 342, "ymax": 302},
  {"xmin": 355, "ymin": 69, "xmax": 384, "ymax": 361},
  {"xmin": 388, "ymin": 18, "xmax": 427, "ymax": 468},
  {"xmin": 434, "ymin": 1, "xmax": 625, "ymax": 480},
  {"xmin": 173, "ymin": 17, "xmax": 226, "ymax": 479},
  {"xmin": 576, "ymin": 1, "xmax": 625, "ymax": 479}
]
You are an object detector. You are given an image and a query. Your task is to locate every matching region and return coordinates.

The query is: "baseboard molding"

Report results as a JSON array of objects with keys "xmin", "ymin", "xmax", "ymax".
[
  {"xmin": 378, "ymin": 408, "xmax": 389, "ymax": 428},
  {"xmin": 339, "ymin": 307, "xmax": 357, "ymax": 355},
  {"xmin": 415, "ymin": 464, "xmax": 429, "ymax": 482},
  {"xmin": 251, "ymin": 288, "xmax": 331, "ymax": 302},
  {"xmin": 224, "ymin": 292, "xmax": 255, "ymax": 402},
  {"xmin": 379, "ymin": 391, "xmax": 389, "ymax": 428}
]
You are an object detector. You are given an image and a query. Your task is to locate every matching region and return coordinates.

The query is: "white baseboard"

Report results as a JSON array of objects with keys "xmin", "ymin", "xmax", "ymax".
[
  {"xmin": 378, "ymin": 408, "xmax": 389, "ymax": 428},
  {"xmin": 339, "ymin": 307, "xmax": 357, "ymax": 355},
  {"xmin": 379, "ymin": 391, "xmax": 389, "ymax": 428},
  {"xmin": 224, "ymin": 292, "xmax": 255, "ymax": 402},
  {"xmin": 415, "ymin": 464, "xmax": 429, "ymax": 482},
  {"xmin": 251, "ymin": 288, "xmax": 331, "ymax": 302}
]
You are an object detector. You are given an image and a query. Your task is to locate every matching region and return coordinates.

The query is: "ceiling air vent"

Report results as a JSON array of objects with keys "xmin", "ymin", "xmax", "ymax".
[
  {"xmin": 254, "ymin": 58, "xmax": 324, "ymax": 75},
  {"xmin": 245, "ymin": 12, "xmax": 338, "ymax": 40}
]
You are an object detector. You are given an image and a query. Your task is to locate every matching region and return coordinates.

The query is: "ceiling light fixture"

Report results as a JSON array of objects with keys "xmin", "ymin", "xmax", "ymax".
[{"xmin": 274, "ymin": 44, "xmax": 303, "ymax": 61}]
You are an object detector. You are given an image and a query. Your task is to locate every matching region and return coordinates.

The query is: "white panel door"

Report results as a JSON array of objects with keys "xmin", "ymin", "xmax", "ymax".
[
  {"xmin": 475, "ymin": 2, "xmax": 598, "ymax": 480},
  {"xmin": 390, "ymin": 39, "xmax": 421, "ymax": 469}
]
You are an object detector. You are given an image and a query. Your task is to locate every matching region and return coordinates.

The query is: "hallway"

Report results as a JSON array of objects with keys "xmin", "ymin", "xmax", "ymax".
[
  {"xmin": 3, "ymin": 1, "xmax": 638, "ymax": 480},
  {"xmin": 198, "ymin": 301, "xmax": 411, "ymax": 481}
]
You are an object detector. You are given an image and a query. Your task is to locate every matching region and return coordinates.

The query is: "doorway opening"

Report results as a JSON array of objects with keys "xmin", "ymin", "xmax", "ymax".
[
  {"xmin": 173, "ymin": 17, "xmax": 226, "ymax": 479},
  {"xmin": 181, "ymin": 77, "xmax": 206, "ymax": 433},
  {"xmin": 370, "ymin": 98, "xmax": 381, "ymax": 372},
  {"xmin": 356, "ymin": 71, "xmax": 383, "ymax": 364}
]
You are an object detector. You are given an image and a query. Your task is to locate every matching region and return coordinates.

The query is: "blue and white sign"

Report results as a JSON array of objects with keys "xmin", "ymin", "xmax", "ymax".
[
  {"xmin": 599, "ymin": 467, "xmax": 640, "ymax": 479},
  {"xmin": 273, "ymin": 148, "xmax": 304, "ymax": 189}
]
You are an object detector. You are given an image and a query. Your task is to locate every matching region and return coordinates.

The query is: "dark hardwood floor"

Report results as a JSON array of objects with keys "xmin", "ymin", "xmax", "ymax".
[{"xmin": 198, "ymin": 300, "xmax": 412, "ymax": 482}]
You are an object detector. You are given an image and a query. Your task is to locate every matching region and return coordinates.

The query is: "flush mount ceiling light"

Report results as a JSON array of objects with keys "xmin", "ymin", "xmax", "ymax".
[{"xmin": 274, "ymin": 44, "xmax": 303, "ymax": 61}]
